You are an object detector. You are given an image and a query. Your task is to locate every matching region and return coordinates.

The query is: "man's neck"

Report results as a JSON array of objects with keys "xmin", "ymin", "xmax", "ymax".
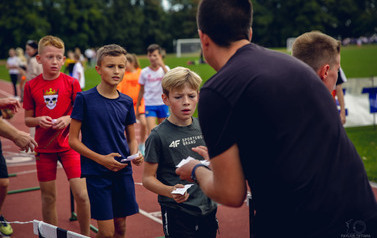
[{"xmin": 211, "ymin": 40, "xmax": 250, "ymax": 71}]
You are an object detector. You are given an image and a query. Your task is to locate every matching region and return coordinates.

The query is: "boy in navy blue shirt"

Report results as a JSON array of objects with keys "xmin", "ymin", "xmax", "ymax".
[{"xmin": 69, "ymin": 44, "xmax": 143, "ymax": 237}]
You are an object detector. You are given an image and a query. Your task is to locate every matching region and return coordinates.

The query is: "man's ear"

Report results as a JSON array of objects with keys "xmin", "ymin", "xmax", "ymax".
[
  {"xmin": 162, "ymin": 93, "xmax": 169, "ymax": 106},
  {"xmin": 317, "ymin": 64, "xmax": 330, "ymax": 81},
  {"xmin": 248, "ymin": 27, "xmax": 253, "ymax": 41},
  {"xmin": 199, "ymin": 30, "xmax": 210, "ymax": 49}
]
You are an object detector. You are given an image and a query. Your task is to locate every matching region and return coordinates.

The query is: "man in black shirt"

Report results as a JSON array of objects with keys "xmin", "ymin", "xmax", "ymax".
[{"xmin": 176, "ymin": 0, "xmax": 377, "ymax": 237}]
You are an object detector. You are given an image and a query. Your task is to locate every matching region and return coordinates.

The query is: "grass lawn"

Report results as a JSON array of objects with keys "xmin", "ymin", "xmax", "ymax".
[{"xmin": 0, "ymin": 45, "xmax": 377, "ymax": 182}]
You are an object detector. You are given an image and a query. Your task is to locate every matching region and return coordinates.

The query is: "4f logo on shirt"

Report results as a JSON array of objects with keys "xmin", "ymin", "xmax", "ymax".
[
  {"xmin": 43, "ymin": 88, "xmax": 59, "ymax": 110},
  {"xmin": 169, "ymin": 140, "xmax": 180, "ymax": 148}
]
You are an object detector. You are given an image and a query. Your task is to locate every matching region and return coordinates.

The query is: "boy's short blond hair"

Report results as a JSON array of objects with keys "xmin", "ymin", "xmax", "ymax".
[
  {"xmin": 96, "ymin": 44, "xmax": 127, "ymax": 66},
  {"xmin": 38, "ymin": 35, "xmax": 65, "ymax": 54},
  {"xmin": 292, "ymin": 31, "xmax": 340, "ymax": 72},
  {"xmin": 162, "ymin": 67, "xmax": 202, "ymax": 96}
]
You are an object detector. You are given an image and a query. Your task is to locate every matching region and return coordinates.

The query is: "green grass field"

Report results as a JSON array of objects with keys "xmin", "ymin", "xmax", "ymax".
[{"xmin": 1, "ymin": 44, "xmax": 377, "ymax": 182}]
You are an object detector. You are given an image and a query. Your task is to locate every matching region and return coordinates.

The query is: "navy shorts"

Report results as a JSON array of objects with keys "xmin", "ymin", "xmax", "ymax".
[
  {"xmin": 85, "ymin": 173, "xmax": 139, "ymax": 220},
  {"xmin": 145, "ymin": 105, "xmax": 169, "ymax": 118},
  {"xmin": 0, "ymin": 141, "xmax": 9, "ymax": 179},
  {"xmin": 161, "ymin": 205, "xmax": 218, "ymax": 238}
]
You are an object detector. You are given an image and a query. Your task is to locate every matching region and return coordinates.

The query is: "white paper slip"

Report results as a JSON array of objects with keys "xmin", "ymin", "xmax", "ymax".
[
  {"xmin": 120, "ymin": 153, "xmax": 140, "ymax": 162},
  {"xmin": 176, "ymin": 156, "xmax": 210, "ymax": 168},
  {"xmin": 171, "ymin": 184, "xmax": 194, "ymax": 195}
]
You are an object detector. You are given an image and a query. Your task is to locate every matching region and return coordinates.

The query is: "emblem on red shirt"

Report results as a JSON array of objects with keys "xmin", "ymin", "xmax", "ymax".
[{"xmin": 43, "ymin": 88, "xmax": 59, "ymax": 110}]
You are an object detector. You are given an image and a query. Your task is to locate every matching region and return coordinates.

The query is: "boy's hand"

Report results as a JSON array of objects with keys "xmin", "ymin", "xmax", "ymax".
[
  {"xmin": 156, "ymin": 55, "xmax": 165, "ymax": 68},
  {"xmin": 131, "ymin": 152, "xmax": 144, "ymax": 166},
  {"xmin": 38, "ymin": 116, "xmax": 53, "ymax": 129},
  {"xmin": 101, "ymin": 153, "xmax": 128, "ymax": 172},
  {"xmin": 52, "ymin": 116, "xmax": 70, "ymax": 130},
  {"xmin": 171, "ymin": 184, "xmax": 190, "ymax": 203}
]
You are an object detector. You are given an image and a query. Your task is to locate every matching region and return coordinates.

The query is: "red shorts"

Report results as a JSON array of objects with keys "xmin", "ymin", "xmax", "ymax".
[{"xmin": 35, "ymin": 149, "xmax": 81, "ymax": 182}]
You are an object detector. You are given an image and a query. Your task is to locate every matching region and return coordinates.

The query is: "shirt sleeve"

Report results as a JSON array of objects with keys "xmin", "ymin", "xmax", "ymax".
[
  {"xmin": 125, "ymin": 101, "xmax": 136, "ymax": 126},
  {"xmin": 22, "ymin": 82, "xmax": 35, "ymax": 111},
  {"xmin": 144, "ymin": 130, "xmax": 162, "ymax": 163},
  {"xmin": 71, "ymin": 92, "xmax": 84, "ymax": 121},
  {"xmin": 198, "ymin": 88, "xmax": 236, "ymax": 158},
  {"xmin": 71, "ymin": 77, "xmax": 82, "ymax": 102},
  {"xmin": 138, "ymin": 70, "xmax": 145, "ymax": 85}
]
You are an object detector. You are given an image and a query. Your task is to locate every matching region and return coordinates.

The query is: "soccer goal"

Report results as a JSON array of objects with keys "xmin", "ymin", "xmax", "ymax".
[{"xmin": 175, "ymin": 38, "xmax": 202, "ymax": 57}]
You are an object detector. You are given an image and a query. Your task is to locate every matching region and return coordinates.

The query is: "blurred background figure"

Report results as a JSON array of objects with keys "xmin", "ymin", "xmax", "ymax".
[
  {"xmin": 117, "ymin": 53, "xmax": 147, "ymax": 155},
  {"xmin": 6, "ymin": 48, "xmax": 20, "ymax": 98}
]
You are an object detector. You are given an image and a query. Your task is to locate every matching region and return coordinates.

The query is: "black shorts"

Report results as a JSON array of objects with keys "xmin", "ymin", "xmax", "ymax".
[
  {"xmin": 0, "ymin": 141, "xmax": 9, "ymax": 178},
  {"xmin": 161, "ymin": 205, "xmax": 218, "ymax": 238}
]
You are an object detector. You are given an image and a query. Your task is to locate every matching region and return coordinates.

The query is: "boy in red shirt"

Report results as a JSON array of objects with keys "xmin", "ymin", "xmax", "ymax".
[{"xmin": 23, "ymin": 35, "xmax": 90, "ymax": 236}]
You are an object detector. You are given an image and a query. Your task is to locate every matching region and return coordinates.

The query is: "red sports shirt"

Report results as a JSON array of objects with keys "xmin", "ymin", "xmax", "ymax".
[{"xmin": 23, "ymin": 73, "xmax": 81, "ymax": 153}]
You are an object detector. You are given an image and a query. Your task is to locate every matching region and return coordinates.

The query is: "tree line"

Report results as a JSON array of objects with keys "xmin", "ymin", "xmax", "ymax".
[{"xmin": 0, "ymin": 0, "xmax": 376, "ymax": 58}]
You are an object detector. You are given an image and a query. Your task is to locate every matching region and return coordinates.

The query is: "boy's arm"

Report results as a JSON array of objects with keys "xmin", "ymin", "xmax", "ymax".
[
  {"xmin": 156, "ymin": 55, "xmax": 168, "ymax": 73},
  {"xmin": 24, "ymin": 109, "xmax": 53, "ymax": 129},
  {"xmin": 136, "ymin": 86, "xmax": 144, "ymax": 117},
  {"xmin": 125, "ymin": 124, "xmax": 143, "ymax": 166},
  {"xmin": 69, "ymin": 118, "xmax": 127, "ymax": 172},
  {"xmin": 143, "ymin": 162, "xmax": 189, "ymax": 203}
]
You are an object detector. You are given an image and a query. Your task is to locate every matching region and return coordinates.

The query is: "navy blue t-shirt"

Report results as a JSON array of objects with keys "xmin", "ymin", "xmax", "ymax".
[{"xmin": 71, "ymin": 87, "xmax": 136, "ymax": 176}]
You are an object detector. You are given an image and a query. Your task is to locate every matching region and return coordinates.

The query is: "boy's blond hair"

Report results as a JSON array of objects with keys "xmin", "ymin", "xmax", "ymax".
[
  {"xmin": 38, "ymin": 35, "xmax": 65, "ymax": 54},
  {"xmin": 162, "ymin": 67, "xmax": 202, "ymax": 96},
  {"xmin": 292, "ymin": 31, "xmax": 340, "ymax": 72},
  {"xmin": 96, "ymin": 44, "xmax": 127, "ymax": 66}
]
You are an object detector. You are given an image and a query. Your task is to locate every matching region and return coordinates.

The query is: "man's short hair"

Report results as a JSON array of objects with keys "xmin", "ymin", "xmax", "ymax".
[
  {"xmin": 38, "ymin": 35, "xmax": 65, "ymax": 54},
  {"xmin": 162, "ymin": 67, "xmax": 202, "ymax": 96},
  {"xmin": 292, "ymin": 31, "xmax": 341, "ymax": 72},
  {"xmin": 197, "ymin": 0, "xmax": 253, "ymax": 47},
  {"xmin": 147, "ymin": 44, "xmax": 162, "ymax": 54},
  {"xmin": 96, "ymin": 44, "xmax": 127, "ymax": 66}
]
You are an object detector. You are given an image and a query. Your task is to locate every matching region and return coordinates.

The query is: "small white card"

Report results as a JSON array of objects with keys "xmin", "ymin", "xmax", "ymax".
[
  {"xmin": 171, "ymin": 184, "xmax": 194, "ymax": 195},
  {"xmin": 176, "ymin": 156, "xmax": 210, "ymax": 168}
]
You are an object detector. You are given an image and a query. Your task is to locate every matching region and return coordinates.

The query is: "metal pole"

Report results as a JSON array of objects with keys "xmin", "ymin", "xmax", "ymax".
[{"xmin": 7, "ymin": 186, "xmax": 40, "ymax": 194}]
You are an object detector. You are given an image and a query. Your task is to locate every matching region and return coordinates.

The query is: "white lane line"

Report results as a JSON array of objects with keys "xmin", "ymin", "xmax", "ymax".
[{"xmin": 139, "ymin": 209, "xmax": 162, "ymax": 224}]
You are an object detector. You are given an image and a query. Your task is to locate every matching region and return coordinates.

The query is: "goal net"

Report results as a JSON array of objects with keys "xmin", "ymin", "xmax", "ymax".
[{"xmin": 175, "ymin": 38, "xmax": 202, "ymax": 57}]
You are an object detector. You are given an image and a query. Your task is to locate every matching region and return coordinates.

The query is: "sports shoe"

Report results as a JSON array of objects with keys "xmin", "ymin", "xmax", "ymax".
[{"xmin": 0, "ymin": 215, "xmax": 13, "ymax": 236}]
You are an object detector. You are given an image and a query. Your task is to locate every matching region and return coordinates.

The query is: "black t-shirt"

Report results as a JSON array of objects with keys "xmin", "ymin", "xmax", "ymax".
[{"xmin": 199, "ymin": 43, "xmax": 377, "ymax": 237}]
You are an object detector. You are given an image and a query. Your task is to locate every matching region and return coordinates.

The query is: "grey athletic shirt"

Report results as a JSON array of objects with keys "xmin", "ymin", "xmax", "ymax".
[{"xmin": 145, "ymin": 118, "xmax": 217, "ymax": 216}]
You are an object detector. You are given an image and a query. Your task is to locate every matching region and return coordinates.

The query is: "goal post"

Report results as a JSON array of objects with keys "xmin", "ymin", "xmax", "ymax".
[{"xmin": 175, "ymin": 38, "xmax": 202, "ymax": 58}]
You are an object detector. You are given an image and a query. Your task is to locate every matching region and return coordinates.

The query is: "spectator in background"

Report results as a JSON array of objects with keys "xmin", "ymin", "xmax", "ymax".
[
  {"xmin": 136, "ymin": 44, "xmax": 170, "ymax": 134},
  {"xmin": 72, "ymin": 53, "xmax": 85, "ymax": 90},
  {"xmin": 16, "ymin": 47, "xmax": 27, "ymax": 102},
  {"xmin": 25, "ymin": 40, "xmax": 43, "ymax": 139},
  {"xmin": 6, "ymin": 48, "xmax": 20, "ymax": 98},
  {"xmin": 117, "ymin": 53, "xmax": 147, "ymax": 155},
  {"xmin": 64, "ymin": 50, "xmax": 76, "ymax": 77},
  {"xmin": 25, "ymin": 40, "xmax": 43, "ymax": 82}
]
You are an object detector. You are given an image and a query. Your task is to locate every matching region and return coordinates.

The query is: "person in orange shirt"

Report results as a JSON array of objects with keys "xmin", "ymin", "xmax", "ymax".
[{"xmin": 117, "ymin": 54, "xmax": 147, "ymax": 155}]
